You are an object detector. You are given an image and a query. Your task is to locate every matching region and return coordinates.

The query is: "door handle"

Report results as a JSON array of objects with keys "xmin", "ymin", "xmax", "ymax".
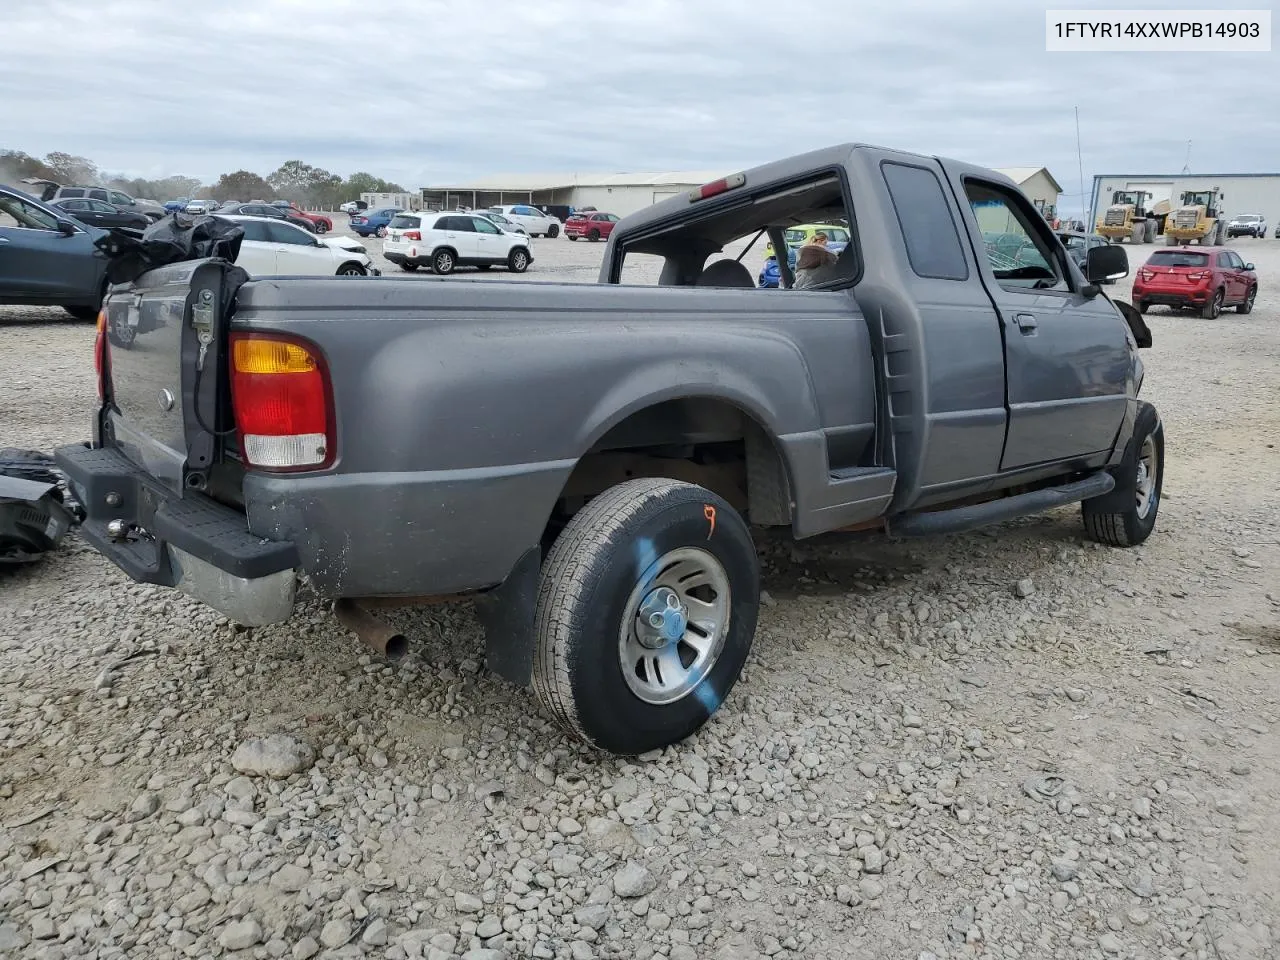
[
  {"xmin": 1013, "ymin": 313, "xmax": 1038, "ymax": 334},
  {"xmin": 0, "ymin": 237, "xmax": 8, "ymax": 243}
]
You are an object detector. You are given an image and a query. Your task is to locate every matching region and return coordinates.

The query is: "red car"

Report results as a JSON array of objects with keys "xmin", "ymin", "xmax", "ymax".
[
  {"xmin": 565, "ymin": 211, "xmax": 619, "ymax": 241},
  {"xmin": 273, "ymin": 201, "xmax": 333, "ymax": 234},
  {"xmin": 1131, "ymin": 247, "xmax": 1257, "ymax": 319}
]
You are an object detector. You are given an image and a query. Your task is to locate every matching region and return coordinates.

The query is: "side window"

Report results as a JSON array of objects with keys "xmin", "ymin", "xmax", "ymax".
[
  {"xmin": 452, "ymin": 216, "xmax": 476, "ymax": 232},
  {"xmin": 964, "ymin": 180, "xmax": 1064, "ymax": 290},
  {"xmin": 90, "ymin": 200, "xmax": 115, "ymax": 212},
  {"xmin": 0, "ymin": 195, "xmax": 59, "ymax": 230},
  {"xmin": 266, "ymin": 221, "xmax": 313, "ymax": 245},
  {"xmin": 61, "ymin": 199, "xmax": 86, "ymax": 211},
  {"xmin": 607, "ymin": 214, "xmax": 620, "ymax": 222},
  {"xmin": 237, "ymin": 220, "xmax": 271, "ymax": 242},
  {"xmin": 109, "ymin": 192, "xmax": 132, "ymax": 205},
  {"xmin": 881, "ymin": 162, "xmax": 968, "ymax": 281},
  {"xmin": 88, "ymin": 189, "xmax": 108, "ymax": 202},
  {"xmin": 472, "ymin": 217, "xmax": 501, "ymax": 234},
  {"xmin": 1227, "ymin": 251, "xmax": 1245, "ymax": 269},
  {"xmin": 61, "ymin": 188, "xmax": 85, "ymax": 198},
  {"xmin": 1216, "ymin": 252, "xmax": 1232, "ymax": 268}
]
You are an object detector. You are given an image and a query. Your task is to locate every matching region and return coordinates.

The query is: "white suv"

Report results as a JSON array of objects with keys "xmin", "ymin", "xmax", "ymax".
[
  {"xmin": 488, "ymin": 204, "xmax": 560, "ymax": 238},
  {"xmin": 223, "ymin": 216, "xmax": 376, "ymax": 276},
  {"xmin": 383, "ymin": 212, "xmax": 534, "ymax": 275}
]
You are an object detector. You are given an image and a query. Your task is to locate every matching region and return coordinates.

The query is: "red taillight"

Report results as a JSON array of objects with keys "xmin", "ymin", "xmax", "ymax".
[
  {"xmin": 229, "ymin": 333, "xmax": 334, "ymax": 471},
  {"xmin": 404, "ymin": 230, "xmax": 421, "ymax": 241},
  {"xmin": 94, "ymin": 308, "xmax": 108, "ymax": 399},
  {"xmin": 1138, "ymin": 269, "xmax": 1155, "ymax": 281},
  {"xmin": 688, "ymin": 172, "xmax": 746, "ymax": 202},
  {"xmin": 1185, "ymin": 271, "xmax": 1210, "ymax": 282}
]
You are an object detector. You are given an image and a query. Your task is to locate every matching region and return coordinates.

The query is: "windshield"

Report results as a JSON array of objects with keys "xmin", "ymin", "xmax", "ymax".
[
  {"xmin": 1148, "ymin": 251, "xmax": 1208, "ymax": 267},
  {"xmin": 1234, "ymin": 215, "xmax": 1260, "ymax": 222},
  {"xmin": 1062, "ymin": 236, "xmax": 1086, "ymax": 251}
]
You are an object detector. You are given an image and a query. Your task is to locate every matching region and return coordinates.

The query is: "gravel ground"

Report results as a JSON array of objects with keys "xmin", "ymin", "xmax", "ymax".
[{"xmin": 1, "ymin": 234, "xmax": 1278, "ymax": 960}]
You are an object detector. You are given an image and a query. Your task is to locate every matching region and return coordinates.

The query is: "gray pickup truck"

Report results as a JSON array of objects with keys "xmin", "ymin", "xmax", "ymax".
[{"xmin": 57, "ymin": 143, "xmax": 1160, "ymax": 755}]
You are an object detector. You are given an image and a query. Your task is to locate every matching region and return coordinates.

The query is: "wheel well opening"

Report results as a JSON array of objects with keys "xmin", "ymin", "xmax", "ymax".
[{"xmin": 543, "ymin": 398, "xmax": 793, "ymax": 550}]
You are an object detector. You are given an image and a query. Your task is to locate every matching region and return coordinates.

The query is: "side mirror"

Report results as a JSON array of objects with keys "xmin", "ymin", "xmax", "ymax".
[
  {"xmin": 55, "ymin": 218, "xmax": 77, "ymax": 236},
  {"xmin": 1085, "ymin": 242, "xmax": 1128, "ymax": 283},
  {"xmin": 1244, "ymin": 263, "xmax": 1255, "ymax": 271}
]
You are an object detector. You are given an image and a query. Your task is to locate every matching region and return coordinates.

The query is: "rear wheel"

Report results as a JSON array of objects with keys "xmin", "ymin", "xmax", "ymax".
[
  {"xmin": 432, "ymin": 248, "xmax": 456, "ymax": 275},
  {"xmin": 1166, "ymin": 235, "xmax": 1178, "ymax": 247},
  {"xmin": 508, "ymin": 247, "xmax": 530, "ymax": 273},
  {"xmin": 531, "ymin": 478, "xmax": 759, "ymax": 754},
  {"xmin": 568, "ymin": 235, "xmax": 579, "ymax": 241},
  {"xmin": 1144, "ymin": 219, "xmax": 1158, "ymax": 243},
  {"xmin": 547, "ymin": 224, "xmax": 560, "ymax": 238},
  {"xmin": 1237, "ymin": 286, "xmax": 1256, "ymax": 314},
  {"xmin": 1201, "ymin": 289, "xmax": 1224, "ymax": 319},
  {"xmin": 1082, "ymin": 402, "xmax": 1163, "ymax": 548},
  {"xmin": 1135, "ymin": 299, "xmax": 1149, "ymax": 314},
  {"xmin": 588, "ymin": 228, "xmax": 601, "ymax": 242},
  {"xmin": 1130, "ymin": 222, "xmax": 1145, "ymax": 244}
]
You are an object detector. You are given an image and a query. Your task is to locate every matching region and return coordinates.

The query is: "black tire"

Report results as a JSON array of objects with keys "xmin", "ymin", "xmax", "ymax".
[
  {"xmin": 1201, "ymin": 288, "xmax": 1223, "ymax": 319},
  {"xmin": 587, "ymin": 228, "xmax": 601, "ymax": 242},
  {"xmin": 1237, "ymin": 286, "xmax": 1255, "ymax": 314},
  {"xmin": 315, "ymin": 222, "xmax": 329, "ymax": 234},
  {"xmin": 431, "ymin": 248, "xmax": 456, "ymax": 275},
  {"xmin": 1135, "ymin": 299, "xmax": 1149, "ymax": 315},
  {"xmin": 568, "ymin": 235, "xmax": 579, "ymax": 241},
  {"xmin": 400, "ymin": 262, "xmax": 419, "ymax": 272},
  {"xmin": 532, "ymin": 478, "xmax": 760, "ymax": 754},
  {"xmin": 376, "ymin": 225, "xmax": 388, "ymax": 239},
  {"xmin": 336, "ymin": 262, "xmax": 366, "ymax": 276},
  {"xmin": 1081, "ymin": 402, "xmax": 1163, "ymax": 548},
  {"xmin": 547, "ymin": 224, "xmax": 560, "ymax": 238},
  {"xmin": 507, "ymin": 247, "xmax": 530, "ymax": 273}
]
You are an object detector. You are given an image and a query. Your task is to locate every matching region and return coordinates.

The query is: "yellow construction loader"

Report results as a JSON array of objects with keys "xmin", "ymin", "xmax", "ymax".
[
  {"xmin": 1165, "ymin": 189, "xmax": 1226, "ymax": 246},
  {"xmin": 1095, "ymin": 190, "xmax": 1159, "ymax": 244}
]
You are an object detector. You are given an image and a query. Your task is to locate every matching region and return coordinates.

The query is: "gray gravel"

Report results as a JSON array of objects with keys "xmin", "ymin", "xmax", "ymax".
[{"xmin": 1, "ymin": 235, "xmax": 1278, "ymax": 959}]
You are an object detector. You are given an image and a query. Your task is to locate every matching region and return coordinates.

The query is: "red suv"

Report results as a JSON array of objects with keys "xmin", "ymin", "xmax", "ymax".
[
  {"xmin": 1132, "ymin": 247, "xmax": 1257, "ymax": 318},
  {"xmin": 565, "ymin": 211, "xmax": 619, "ymax": 241}
]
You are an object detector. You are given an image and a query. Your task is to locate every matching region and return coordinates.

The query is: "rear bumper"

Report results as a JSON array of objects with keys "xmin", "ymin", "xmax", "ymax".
[
  {"xmin": 1132, "ymin": 286, "xmax": 1209, "ymax": 305},
  {"xmin": 54, "ymin": 443, "xmax": 298, "ymax": 625}
]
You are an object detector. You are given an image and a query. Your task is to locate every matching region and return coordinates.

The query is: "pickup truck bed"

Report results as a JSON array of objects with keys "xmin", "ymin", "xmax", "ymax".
[{"xmin": 59, "ymin": 142, "xmax": 1161, "ymax": 754}]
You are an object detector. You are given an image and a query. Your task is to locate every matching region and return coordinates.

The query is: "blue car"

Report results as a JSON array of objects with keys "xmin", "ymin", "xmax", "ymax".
[
  {"xmin": 757, "ymin": 241, "xmax": 848, "ymax": 288},
  {"xmin": 0, "ymin": 183, "xmax": 109, "ymax": 320},
  {"xmin": 164, "ymin": 197, "xmax": 191, "ymax": 214},
  {"xmin": 349, "ymin": 207, "xmax": 404, "ymax": 238}
]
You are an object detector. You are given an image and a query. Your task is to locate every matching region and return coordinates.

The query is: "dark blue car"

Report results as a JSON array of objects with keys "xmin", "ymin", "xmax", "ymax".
[
  {"xmin": 349, "ymin": 207, "xmax": 403, "ymax": 238},
  {"xmin": 0, "ymin": 184, "xmax": 108, "ymax": 320}
]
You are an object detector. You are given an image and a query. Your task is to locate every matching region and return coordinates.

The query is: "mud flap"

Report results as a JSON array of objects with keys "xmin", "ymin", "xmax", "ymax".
[{"xmin": 473, "ymin": 545, "xmax": 541, "ymax": 686}]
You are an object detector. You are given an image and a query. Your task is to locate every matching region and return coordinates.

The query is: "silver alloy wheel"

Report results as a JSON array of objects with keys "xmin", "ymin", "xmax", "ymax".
[
  {"xmin": 337, "ymin": 264, "xmax": 365, "ymax": 276},
  {"xmin": 512, "ymin": 249, "xmax": 528, "ymax": 271},
  {"xmin": 618, "ymin": 547, "xmax": 731, "ymax": 705},
  {"xmin": 435, "ymin": 251, "xmax": 453, "ymax": 273},
  {"xmin": 1134, "ymin": 433, "xmax": 1157, "ymax": 519}
]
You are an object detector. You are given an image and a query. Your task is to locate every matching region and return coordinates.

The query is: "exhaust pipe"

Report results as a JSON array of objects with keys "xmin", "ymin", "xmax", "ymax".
[{"xmin": 334, "ymin": 600, "xmax": 408, "ymax": 661}]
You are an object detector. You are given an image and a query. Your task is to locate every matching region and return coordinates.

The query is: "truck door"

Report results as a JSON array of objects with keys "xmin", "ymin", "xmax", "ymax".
[{"xmin": 952, "ymin": 174, "xmax": 1130, "ymax": 470}]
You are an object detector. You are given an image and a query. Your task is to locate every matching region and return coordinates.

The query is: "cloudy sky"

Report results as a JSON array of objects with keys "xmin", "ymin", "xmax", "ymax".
[{"xmin": 3, "ymin": 0, "xmax": 1276, "ymax": 214}]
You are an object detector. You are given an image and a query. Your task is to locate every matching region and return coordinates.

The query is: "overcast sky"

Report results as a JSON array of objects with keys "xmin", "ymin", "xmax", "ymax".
[{"xmin": 3, "ymin": 0, "xmax": 1276, "ymax": 214}]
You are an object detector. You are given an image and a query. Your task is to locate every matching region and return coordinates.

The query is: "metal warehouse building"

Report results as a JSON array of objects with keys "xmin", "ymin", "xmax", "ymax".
[
  {"xmin": 421, "ymin": 166, "xmax": 1063, "ymax": 220},
  {"xmin": 1090, "ymin": 173, "xmax": 1280, "ymax": 232},
  {"xmin": 420, "ymin": 171, "xmax": 727, "ymax": 218}
]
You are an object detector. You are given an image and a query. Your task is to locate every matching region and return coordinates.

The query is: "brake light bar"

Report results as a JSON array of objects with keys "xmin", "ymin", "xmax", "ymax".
[
  {"xmin": 404, "ymin": 230, "xmax": 421, "ymax": 241},
  {"xmin": 1185, "ymin": 271, "xmax": 1209, "ymax": 282},
  {"xmin": 94, "ymin": 308, "xmax": 108, "ymax": 400},
  {"xmin": 689, "ymin": 172, "xmax": 746, "ymax": 202},
  {"xmin": 229, "ymin": 333, "xmax": 335, "ymax": 471}
]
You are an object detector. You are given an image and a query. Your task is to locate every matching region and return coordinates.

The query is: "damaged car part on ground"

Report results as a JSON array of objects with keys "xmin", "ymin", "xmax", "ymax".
[
  {"xmin": 57, "ymin": 142, "xmax": 1158, "ymax": 756},
  {"xmin": 0, "ymin": 449, "xmax": 79, "ymax": 565}
]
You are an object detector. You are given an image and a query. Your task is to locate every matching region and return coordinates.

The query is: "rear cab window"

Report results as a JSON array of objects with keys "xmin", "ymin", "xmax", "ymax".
[
  {"xmin": 389, "ymin": 215, "xmax": 421, "ymax": 230},
  {"xmin": 1147, "ymin": 251, "xmax": 1208, "ymax": 268},
  {"xmin": 611, "ymin": 171, "xmax": 859, "ymax": 291}
]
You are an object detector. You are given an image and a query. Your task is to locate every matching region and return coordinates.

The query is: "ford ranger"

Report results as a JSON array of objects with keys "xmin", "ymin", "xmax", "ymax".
[{"xmin": 57, "ymin": 143, "xmax": 1160, "ymax": 755}]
